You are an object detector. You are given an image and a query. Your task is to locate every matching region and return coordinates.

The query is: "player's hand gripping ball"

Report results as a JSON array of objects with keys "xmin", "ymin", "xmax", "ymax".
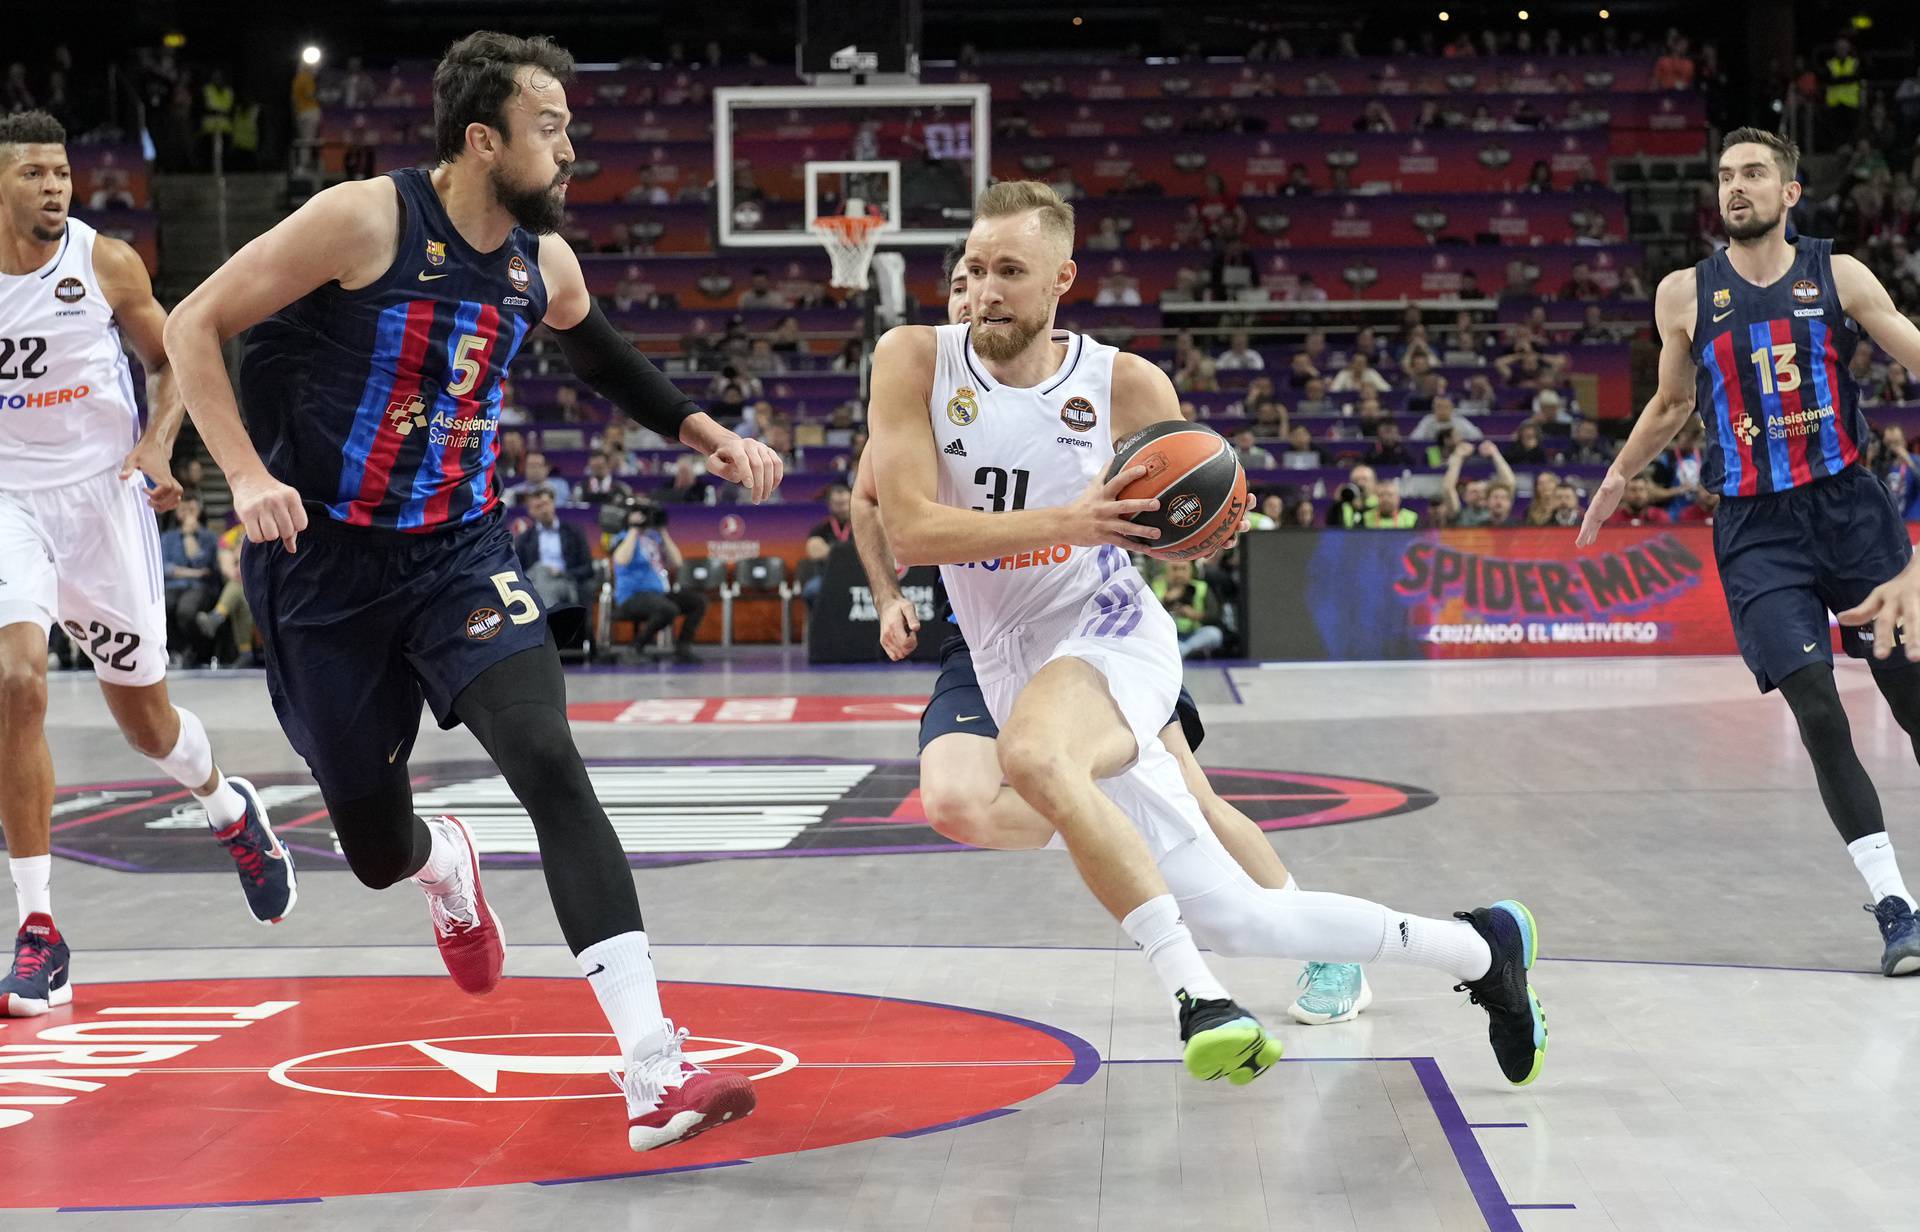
[{"xmin": 1103, "ymin": 422, "xmax": 1250, "ymax": 560}]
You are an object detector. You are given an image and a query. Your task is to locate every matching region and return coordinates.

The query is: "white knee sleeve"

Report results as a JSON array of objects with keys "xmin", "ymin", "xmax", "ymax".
[
  {"xmin": 151, "ymin": 705, "xmax": 215, "ymax": 789},
  {"xmin": 1160, "ymin": 838, "xmax": 1393, "ymax": 963}
]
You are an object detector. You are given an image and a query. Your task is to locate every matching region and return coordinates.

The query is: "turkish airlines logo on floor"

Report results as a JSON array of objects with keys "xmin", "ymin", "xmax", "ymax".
[{"xmin": 0, "ymin": 976, "xmax": 1089, "ymax": 1208}]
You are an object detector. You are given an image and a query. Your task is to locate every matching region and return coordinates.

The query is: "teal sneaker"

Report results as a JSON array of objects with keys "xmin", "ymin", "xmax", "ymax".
[
  {"xmin": 1176, "ymin": 990, "xmax": 1283, "ymax": 1085},
  {"xmin": 1286, "ymin": 962, "xmax": 1372, "ymax": 1026}
]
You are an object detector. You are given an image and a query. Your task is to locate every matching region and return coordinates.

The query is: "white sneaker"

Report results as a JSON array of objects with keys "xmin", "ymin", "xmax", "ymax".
[
  {"xmin": 419, "ymin": 816, "xmax": 505, "ymax": 995},
  {"xmin": 619, "ymin": 1022, "xmax": 757, "ymax": 1152}
]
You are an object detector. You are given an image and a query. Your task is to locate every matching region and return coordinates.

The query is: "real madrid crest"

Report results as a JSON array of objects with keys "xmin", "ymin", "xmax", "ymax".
[
  {"xmin": 947, "ymin": 386, "xmax": 979, "ymax": 427},
  {"xmin": 1712, "ymin": 287, "xmax": 1731, "ymax": 309},
  {"xmin": 425, "ymin": 239, "xmax": 447, "ymax": 267}
]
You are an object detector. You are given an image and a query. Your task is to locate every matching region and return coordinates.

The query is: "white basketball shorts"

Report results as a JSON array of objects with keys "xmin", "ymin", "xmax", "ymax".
[
  {"xmin": 0, "ymin": 466, "xmax": 170, "ymax": 687},
  {"xmin": 973, "ymin": 572, "xmax": 1210, "ymax": 859}
]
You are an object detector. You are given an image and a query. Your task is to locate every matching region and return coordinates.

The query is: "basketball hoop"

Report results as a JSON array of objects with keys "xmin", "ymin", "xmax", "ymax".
[{"xmin": 813, "ymin": 209, "xmax": 889, "ymax": 291}]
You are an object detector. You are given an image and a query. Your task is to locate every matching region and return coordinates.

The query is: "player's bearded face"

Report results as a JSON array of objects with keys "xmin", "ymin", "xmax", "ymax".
[
  {"xmin": 490, "ymin": 156, "xmax": 570, "ymax": 235},
  {"xmin": 1722, "ymin": 189, "xmax": 1783, "ymax": 241}
]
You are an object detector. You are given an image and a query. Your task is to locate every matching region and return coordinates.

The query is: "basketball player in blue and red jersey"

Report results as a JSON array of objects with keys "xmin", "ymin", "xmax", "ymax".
[
  {"xmin": 163, "ymin": 33, "xmax": 779, "ymax": 1149},
  {"xmin": 1580, "ymin": 127, "xmax": 1920, "ymax": 976}
]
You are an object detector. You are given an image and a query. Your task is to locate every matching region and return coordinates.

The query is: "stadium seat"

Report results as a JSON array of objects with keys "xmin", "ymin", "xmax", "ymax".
[{"xmin": 727, "ymin": 555, "xmax": 795, "ymax": 646}]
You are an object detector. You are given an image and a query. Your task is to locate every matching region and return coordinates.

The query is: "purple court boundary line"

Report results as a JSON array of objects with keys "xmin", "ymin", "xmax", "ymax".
[
  {"xmin": 891, "ymin": 1106, "xmax": 1020, "ymax": 1138},
  {"xmin": 1219, "ymin": 664, "xmax": 1244, "ymax": 705},
  {"xmin": 58, "ymin": 1198, "xmax": 322, "ymax": 1213},
  {"xmin": 1100, "ymin": 1056, "xmax": 1564, "ymax": 1231},
  {"xmin": 534, "ymin": 1160, "xmax": 747, "ymax": 1186}
]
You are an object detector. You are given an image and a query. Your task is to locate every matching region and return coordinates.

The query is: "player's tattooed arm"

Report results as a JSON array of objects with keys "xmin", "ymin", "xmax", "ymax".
[
  {"xmin": 94, "ymin": 236, "xmax": 182, "ymax": 511},
  {"xmin": 1578, "ymin": 268, "xmax": 1698, "ymax": 545},
  {"xmin": 1834, "ymin": 254, "xmax": 1920, "ymax": 378}
]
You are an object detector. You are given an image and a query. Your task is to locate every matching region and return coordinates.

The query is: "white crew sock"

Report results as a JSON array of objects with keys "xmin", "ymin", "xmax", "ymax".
[
  {"xmin": 1122, "ymin": 894, "xmax": 1229, "ymax": 1003},
  {"xmin": 1849, "ymin": 833, "xmax": 1916, "ymax": 911},
  {"xmin": 412, "ymin": 819, "xmax": 461, "ymax": 891},
  {"xmin": 8, "ymin": 854, "xmax": 51, "ymax": 924},
  {"xmin": 149, "ymin": 706, "xmax": 246, "ymax": 828},
  {"xmin": 1393, "ymin": 914, "xmax": 1493, "ymax": 983},
  {"xmin": 579, "ymin": 931, "xmax": 669, "ymax": 1060}
]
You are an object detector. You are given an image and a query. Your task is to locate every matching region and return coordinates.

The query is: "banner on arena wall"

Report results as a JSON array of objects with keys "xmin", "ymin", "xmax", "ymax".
[
  {"xmin": 1242, "ymin": 526, "xmax": 1753, "ymax": 661},
  {"xmin": 807, "ymin": 543, "xmax": 945, "ymax": 664}
]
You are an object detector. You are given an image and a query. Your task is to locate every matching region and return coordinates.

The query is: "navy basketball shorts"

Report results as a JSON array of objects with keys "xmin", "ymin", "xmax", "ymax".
[
  {"xmin": 918, "ymin": 628, "xmax": 1205, "ymax": 752},
  {"xmin": 1714, "ymin": 466, "xmax": 1914, "ymax": 693},
  {"xmin": 242, "ymin": 511, "xmax": 551, "ymax": 799}
]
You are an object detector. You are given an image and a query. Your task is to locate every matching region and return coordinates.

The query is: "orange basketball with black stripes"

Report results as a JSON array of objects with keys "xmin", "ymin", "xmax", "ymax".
[{"xmin": 1104, "ymin": 421, "xmax": 1249, "ymax": 561}]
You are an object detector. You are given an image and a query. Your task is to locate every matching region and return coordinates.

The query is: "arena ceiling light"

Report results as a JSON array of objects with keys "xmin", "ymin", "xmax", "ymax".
[{"xmin": 300, "ymin": 45, "xmax": 323, "ymax": 66}]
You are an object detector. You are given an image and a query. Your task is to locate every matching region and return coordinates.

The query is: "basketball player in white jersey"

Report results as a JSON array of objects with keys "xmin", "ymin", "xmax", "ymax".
[
  {"xmin": 0, "ymin": 112, "xmax": 295, "ymax": 1016},
  {"xmin": 870, "ymin": 181, "xmax": 1548, "ymax": 1086},
  {"xmin": 853, "ymin": 244, "xmax": 1371, "ymax": 1025}
]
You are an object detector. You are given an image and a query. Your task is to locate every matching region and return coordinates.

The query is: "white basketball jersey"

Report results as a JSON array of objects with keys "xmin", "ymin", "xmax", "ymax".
[
  {"xmin": 0, "ymin": 218, "xmax": 143, "ymax": 491},
  {"xmin": 931, "ymin": 322, "xmax": 1135, "ymax": 650}
]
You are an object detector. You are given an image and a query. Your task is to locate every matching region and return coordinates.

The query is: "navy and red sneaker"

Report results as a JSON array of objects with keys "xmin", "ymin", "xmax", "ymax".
[
  {"xmin": 213, "ymin": 776, "xmax": 297, "ymax": 925},
  {"xmin": 420, "ymin": 816, "xmax": 506, "ymax": 995},
  {"xmin": 620, "ymin": 1023, "xmax": 757, "ymax": 1152},
  {"xmin": 1, "ymin": 914, "xmax": 72, "ymax": 1017}
]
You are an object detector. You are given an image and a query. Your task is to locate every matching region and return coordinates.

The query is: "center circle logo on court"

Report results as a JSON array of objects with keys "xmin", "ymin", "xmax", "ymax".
[
  {"xmin": 49, "ymin": 759, "xmax": 1436, "ymax": 874},
  {"xmin": 3, "ymin": 976, "xmax": 1091, "ymax": 1209}
]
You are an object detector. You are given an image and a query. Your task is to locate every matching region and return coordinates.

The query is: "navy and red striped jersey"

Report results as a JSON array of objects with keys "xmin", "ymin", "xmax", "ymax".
[
  {"xmin": 1691, "ymin": 237, "xmax": 1867, "ymax": 498},
  {"xmin": 240, "ymin": 168, "xmax": 547, "ymax": 532}
]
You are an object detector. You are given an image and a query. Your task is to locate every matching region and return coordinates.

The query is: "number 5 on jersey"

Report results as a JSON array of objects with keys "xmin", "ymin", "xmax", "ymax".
[{"xmin": 447, "ymin": 333, "xmax": 489, "ymax": 397}]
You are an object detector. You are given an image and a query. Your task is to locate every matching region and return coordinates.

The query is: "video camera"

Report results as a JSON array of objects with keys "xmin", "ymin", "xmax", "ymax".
[{"xmin": 598, "ymin": 493, "xmax": 668, "ymax": 536}]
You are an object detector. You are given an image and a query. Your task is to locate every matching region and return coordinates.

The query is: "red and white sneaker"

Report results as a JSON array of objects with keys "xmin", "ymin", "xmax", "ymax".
[
  {"xmin": 620, "ymin": 1023, "xmax": 757, "ymax": 1152},
  {"xmin": 420, "ymin": 816, "xmax": 505, "ymax": 995}
]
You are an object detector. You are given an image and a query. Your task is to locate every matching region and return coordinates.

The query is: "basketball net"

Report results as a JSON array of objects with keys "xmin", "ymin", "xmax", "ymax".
[{"xmin": 812, "ymin": 198, "xmax": 888, "ymax": 290}]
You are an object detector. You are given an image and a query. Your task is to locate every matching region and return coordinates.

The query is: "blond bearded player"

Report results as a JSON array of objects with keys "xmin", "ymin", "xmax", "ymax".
[
  {"xmin": 853, "ymin": 244, "xmax": 1371, "ymax": 1027},
  {"xmin": 868, "ymin": 181, "xmax": 1549, "ymax": 1087}
]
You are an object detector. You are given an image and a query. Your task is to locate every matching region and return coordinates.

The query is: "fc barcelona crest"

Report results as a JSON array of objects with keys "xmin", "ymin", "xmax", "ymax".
[
  {"xmin": 425, "ymin": 239, "xmax": 447, "ymax": 267},
  {"xmin": 947, "ymin": 387, "xmax": 980, "ymax": 427},
  {"xmin": 1712, "ymin": 288, "xmax": 1731, "ymax": 309}
]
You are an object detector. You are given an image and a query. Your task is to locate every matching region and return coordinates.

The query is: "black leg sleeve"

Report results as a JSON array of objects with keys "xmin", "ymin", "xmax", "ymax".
[
  {"xmin": 1871, "ymin": 659, "xmax": 1920, "ymax": 766},
  {"xmin": 1780, "ymin": 662, "xmax": 1886, "ymax": 845},
  {"xmin": 452, "ymin": 635, "xmax": 644, "ymax": 953},
  {"xmin": 325, "ymin": 772, "xmax": 433, "ymax": 890}
]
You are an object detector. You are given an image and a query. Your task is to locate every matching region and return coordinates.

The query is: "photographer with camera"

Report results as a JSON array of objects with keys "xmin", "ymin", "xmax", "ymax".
[
  {"xmin": 609, "ymin": 496, "xmax": 706, "ymax": 665},
  {"xmin": 513, "ymin": 487, "xmax": 596, "ymax": 610}
]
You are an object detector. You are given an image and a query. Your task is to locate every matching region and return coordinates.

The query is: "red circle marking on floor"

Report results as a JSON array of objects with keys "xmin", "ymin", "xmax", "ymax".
[{"xmin": 0, "ymin": 976, "xmax": 1092, "ymax": 1209}]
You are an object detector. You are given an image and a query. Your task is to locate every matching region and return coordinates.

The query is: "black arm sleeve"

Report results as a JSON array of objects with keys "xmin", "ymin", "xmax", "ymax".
[{"xmin": 549, "ymin": 303, "xmax": 700, "ymax": 441}]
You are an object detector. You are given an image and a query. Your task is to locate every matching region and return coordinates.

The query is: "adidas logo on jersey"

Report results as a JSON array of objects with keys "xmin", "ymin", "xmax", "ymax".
[{"xmin": 944, "ymin": 439, "xmax": 967, "ymax": 457}]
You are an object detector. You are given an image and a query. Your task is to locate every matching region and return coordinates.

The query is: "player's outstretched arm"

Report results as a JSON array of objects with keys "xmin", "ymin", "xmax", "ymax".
[
  {"xmin": 165, "ymin": 178, "xmax": 396, "ymax": 550},
  {"xmin": 849, "ymin": 453, "xmax": 920, "ymax": 660},
  {"xmin": 1835, "ymin": 254, "xmax": 1920, "ymax": 377},
  {"xmin": 537, "ymin": 235, "xmax": 779, "ymax": 503},
  {"xmin": 869, "ymin": 327, "xmax": 1160, "ymax": 566},
  {"xmin": 94, "ymin": 237, "xmax": 182, "ymax": 511},
  {"xmin": 1577, "ymin": 269, "xmax": 1698, "ymax": 546}
]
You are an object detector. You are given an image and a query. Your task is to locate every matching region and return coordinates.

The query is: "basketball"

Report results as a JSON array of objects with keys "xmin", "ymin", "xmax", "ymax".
[{"xmin": 1104, "ymin": 421, "xmax": 1250, "ymax": 561}]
